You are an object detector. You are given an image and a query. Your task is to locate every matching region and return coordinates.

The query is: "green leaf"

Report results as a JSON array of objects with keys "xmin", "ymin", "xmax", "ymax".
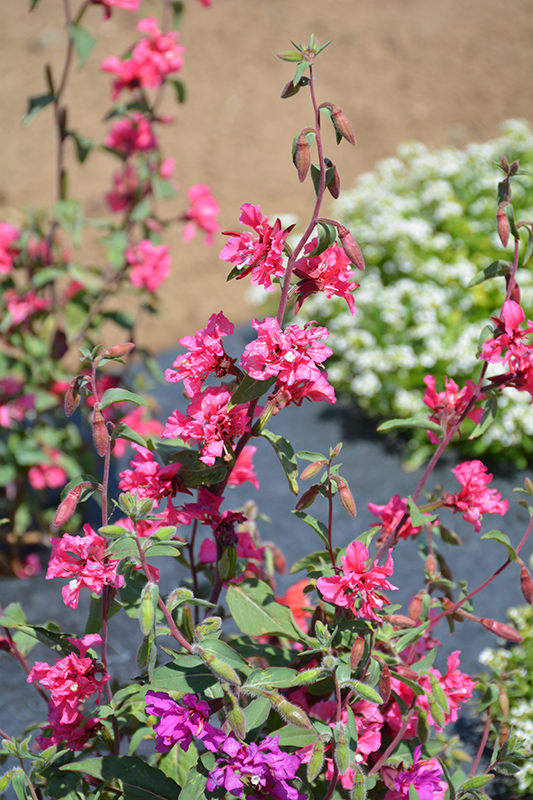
[
  {"xmin": 244, "ymin": 697, "xmax": 271, "ymax": 738},
  {"xmin": 468, "ymin": 392, "xmax": 498, "ymax": 440},
  {"xmin": 99, "ymin": 388, "xmax": 150, "ymax": 411},
  {"xmin": 293, "ymin": 59, "xmax": 309, "ymax": 84},
  {"xmin": 195, "ymin": 637, "xmax": 250, "ymax": 675},
  {"xmin": 151, "ymin": 657, "xmax": 218, "ymax": 694},
  {"xmin": 178, "ymin": 768, "xmax": 206, "ymax": 800},
  {"xmin": 61, "ymin": 756, "xmax": 180, "ymax": 800},
  {"xmin": 523, "ymin": 226, "xmax": 533, "ymax": 267},
  {"xmin": 408, "ymin": 785, "xmax": 420, "ymax": 800},
  {"xmin": 277, "ymin": 50, "xmax": 304, "ymax": 62},
  {"xmin": 23, "ymin": 93, "xmax": 54, "ymax": 125},
  {"xmin": 70, "ymin": 130, "xmax": 94, "ymax": 163},
  {"xmin": 406, "ymin": 495, "xmax": 438, "ymax": 527},
  {"xmin": 505, "ymin": 202, "xmax": 520, "ymax": 241},
  {"xmin": 481, "ymin": 529, "xmax": 517, "ymax": 561},
  {"xmin": 260, "ymin": 429, "xmax": 299, "ymax": 494},
  {"xmin": 275, "ymin": 724, "xmax": 316, "ymax": 747},
  {"xmin": 174, "ymin": 450, "xmax": 227, "ymax": 488},
  {"xmin": 292, "ymin": 510, "xmax": 329, "ymax": 547},
  {"xmin": 306, "ymin": 222, "xmax": 337, "ymax": 257},
  {"xmin": 467, "ymin": 259, "xmax": 511, "ymax": 287},
  {"xmin": 228, "ymin": 373, "xmax": 277, "ymax": 410},
  {"xmin": 290, "ymin": 550, "xmax": 331, "ymax": 574},
  {"xmin": 377, "ymin": 417, "xmax": 443, "ymax": 436},
  {"xmin": 169, "ymin": 79, "xmax": 186, "ymax": 104},
  {"xmin": 69, "ymin": 25, "xmax": 97, "ymax": 68},
  {"xmin": 112, "ymin": 423, "xmax": 149, "ymax": 449},
  {"xmin": 297, "ymin": 450, "xmax": 327, "ymax": 462},
  {"xmin": 226, "ymin": 580, "xmax": 303, "ymax": 639}
]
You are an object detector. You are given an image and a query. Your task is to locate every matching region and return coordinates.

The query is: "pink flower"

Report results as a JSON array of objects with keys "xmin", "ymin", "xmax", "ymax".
[
  {"xmin": 183, "ymin": 184, "xmax": 219, "ymax": 245},
  {"xmin": 423, "ymin": 375, "xmax": 484, "ymax": 444},
  {"xmin": 126, "ymin": 239, "xmax": 170, "ymax": 292},
  {"xmin": 146, "ymin": 691, "xmax": 226, "ymax": 753},
  {"xmin": 384, "ymin": 746, "xmax": 447, "ymax": 800},
  {"xmin": 220, "ymin": 203, "xmax": 289, "ymax": 291},
  {"xmin": 92, "ymin": 0, "xmax": 141, "ymax": 19},
  {"xmin": 276, "ymin": 580, "xmax": 312, "ymax": 633},
  {"xmin": 481, "ymin": 300, "xmax": 533, "ymax": 364},
  {"xmin": 293, "ymin": 241, "xmax": 359, "ymax": 314},
  {"xmin": 163, "ymin": 386, "xmax": 251, "ymax": 466},
  {"xmin": 317, "ymin": 540, "xmax": 397, "ymax": 620},
  {"xmin": 106, "ymin": 163, "xmax": 141, "ymax": 212},
  {"xmin": 417, "ymin": 651, "xmax": 476, "ymax": 730},
  {"xmin": 13, "ymin": 553, "xmax": 42, "ymax": 580},
  {"xmin": 442, "ymin": 459, "xmax": 508, "ymax": 532},
  {"xmin": 0, "ymin": 378, "xmax": 34, "ymax": 428},
  {"xmin": 5, "ymin": 289, "xmax": 50, "ymax": 327},
  {"xmin": 105, "ymin": 113, "xmax": 157, "ymax": 157},
  {"xmin": 28, "ymin": 453, "xmax": 67, "ymax": 491},
  {"xmin": 0, "ymin": 222, "xmax": 19, "ymax": 274},
  {"xmin": 368, "ymin": 494, "xmax": 424, "ymax": 543},
  {"xmin": 101, "ymin": 18, "xmax": 184, "ymax": 98},
  {"xmin": 46, "ymin": 524, "xmax": 125, "ymax": 609},
  {"xmin": 118, "ymin": 443, "xmax": 187, "ymax": 502},
  {"xmin": 165, "ymin": 312, "xmax": 235, "ymax": 398},
  {"xmin": 228, "ymin": 445, "xmax": 259, "ymax": 489}
]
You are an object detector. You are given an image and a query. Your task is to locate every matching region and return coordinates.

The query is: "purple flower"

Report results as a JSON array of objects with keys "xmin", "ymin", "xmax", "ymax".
[
  {"xmin": 145, "ymin": 690, "xmax": 225, "ymax": 753},
  {"xmin": 385, "ymin": 746, "xmax": 447, "ymax": 800},
  {"xmin": 206, "ymin": 735, "xmax": 307, "ymax": 800}
]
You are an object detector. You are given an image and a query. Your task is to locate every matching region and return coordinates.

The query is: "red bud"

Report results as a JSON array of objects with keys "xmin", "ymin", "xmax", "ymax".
[
  {"xmin": 408, "ymin": 590, "xmax": 424, "ymax": 621},
  {"xmin": 64, "ymin": 376, "xmax": 83, "ymax": 418},
  {"xmin": 295, "ymin": 484, "xmax": 321, "ymax": 511},
  {"xmin": 295, "ymin": 131, "xmax": 311, "ymax": 183},
  {"xmin": 350, "ymin": 635, "xmax": 365, "ymax": 669},
  {"xmin": 480, "ymin": 617, "xmax": 523, "ymax": 643},
  {"xmin": 319, "ymin": 102, "xmax": 356, "ymax": 145},
  {"xmin": 496, "ymin": 202, "xmax": 510, "ymax": 248},
  {"xmin": 383, "ymin": 614, "xmax": 416, "ymax": 628},
  {"xmin": 520, "ymin": 563, "xmax": 533, "ymax": 604},
  {"xmin": 426, "ymin": 554, "xmax": 436, "ymax": 576},
  {"xmin": 324, "ymin": 158, "xmax": 341, "ymax": 199},
  {"xmin": 100, "ymin": 343, "xmax": 135, "ymax": 360},
  {"xmin": 300, "ymin": 460, "xmax": 327, "ymax": 480},
  {"xmin": 393, "ymin": 665, "xmax": 419, "ymax": 681},
  {"xmin": 92, "ymin": 405, "xmax": 109, "ymax": 457},
  {"xmin": 378, "ymin": 663, "xmax": 391, "ymax": 703},
  {"xmin": 337, "ymin": 225, "xmax": 365, "ymax": 271},
  {"xmin": 334, "ymin": 477, "xmax": 356, "ymax": 517},
  {"xmin": 53, "ymin": 485, "xmax": 82, "ymax": 527}
]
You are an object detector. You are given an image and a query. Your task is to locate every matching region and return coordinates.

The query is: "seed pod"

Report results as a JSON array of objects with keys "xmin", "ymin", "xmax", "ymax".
[
  {"xmin": 218, "ymin": 545, "xmax": 238, "ymax": 581},
  {"xmin": 307, "ymin": 736, "xmax": 326, "ymax": 782},
  {"xmin": 92, "ymin": 405, "xmax": 109, "ymax": 457},
  {"xmin": 64, "ymin": 376, "xmax": 83, "ymax": 417},
  {"xmin": 268, "ymin": 693, "xmax": 313, "ymax": 728},
  {"xmin": 291, "ymin": 668, "xmax": 326, "ymax": 686},
  {"xmin": 393, "ymin": 665, "xmax": 419, "ymax": 681},
  {"xmin": 281, "ymin": 79, "xmax": 301, "ymax": 99},
  {"xmin": 350, "ymin": 635, "xmax": 365, "ymax": 669},
  {"xmin": 100, "ymin": 342, "xmax": 135, "ymax": 360},
  {"xmin": 337, "ymin": 225, "xmax": 365, "ymax": 271},
  {"xmin": 408, "ymin": 591, "xmax": 424, "ymax": 621},
  {"xmin": 333, "ymin": 723, "xmax": 349, "ymax": 776},
  {"xmin": 520, "ymin": 563, "xmax": 533, "ymax": 604},
  {"xmin": 497, "ymin": 202, "xmax": 510, "ymax": 247},
  {"xmin": 429, "ymin": 674, "xmax": 449, "ymax": 714},
  {"xmin": 53, "ymin": 485, "xmax": 82, "ymax": 527},
  {"xmin": 480, "ymin": 617, "xmax": 523, "ymax": 643},
  {"xmin": 428, "ymin": 695, "xmax": 446, "ymax": 729},
  {"xmin": 426, "ymin": 554, "xmax": 437, "ymax": 576},
  {"xmin": 192, "ymin": 645, "xmax": 242, "ymax": 686}
]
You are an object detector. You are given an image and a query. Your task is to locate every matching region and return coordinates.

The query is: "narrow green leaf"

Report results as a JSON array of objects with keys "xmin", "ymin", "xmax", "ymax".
[
  {"xmin": 99, "ymin": 388, "xmax": 150, "ymax": 410},
  {"xmin": 468, "ymin": 392, "xmax": 498, "ymax": 440},
  {"xmin": 112, "ymin": 423, "xmax": 149, "ymax": 449},
  {"xmin": 292, "ymin": 510, "xmax": 329, "ymax": 546},
  {"xmin": 377, "ymin": 417, "xmax": 443, "ymax": 435},
  {"xmin": 23, "ymin": 93, "xmax": 54, "ymax": 125},
  {"xmin": 70, "ymin": 130, "xmax": 94, "ymax": 163},
  {"xmin": 169, "ymin": 78, "xmax": 186, "ymax": 104},
  {"xmin": 480, "ymin": 529, "xmax": 517, "ymax": 561},
  {"xmin": 505, "ymin": 202, "xmax": 520, "ymax": 240},
  {"xmin": 228, "ymin": 373, "xmax": 277, "ymax": 410},
  {"xmin": 306, "ymin": 222, "xmax": 337, "ymax": 257},
  {"xmin": 69, "ymin": 25, "xmax": 97, "ymax": 67},
  {"xmin": 467, "ymin": 259, "xmax": 511, "ymax": 287},
  {"xmin": 406, "ymin": 495, "xmax": 438, "ymax": 527},
  {"xmin": 260, "ymin": 429, "xmax": 299, "ymax": 494},
  {"xmin": 523, "ymin": 226, "xmax": 533, "ymax": 267},
  {"xmin": 296, "ymin": 450, "xmax": 327, "ymax": 462}
]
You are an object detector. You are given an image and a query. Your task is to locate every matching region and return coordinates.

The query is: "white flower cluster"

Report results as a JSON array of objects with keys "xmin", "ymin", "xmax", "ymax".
[{"xmin": 299, "ymin": 119, "xmax": 533, "ymax": 464}]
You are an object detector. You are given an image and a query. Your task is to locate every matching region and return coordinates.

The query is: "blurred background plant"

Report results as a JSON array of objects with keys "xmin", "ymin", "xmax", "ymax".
[{"xmin": 284, "ymin": 119, "xmax": 533, "ymax": 469}]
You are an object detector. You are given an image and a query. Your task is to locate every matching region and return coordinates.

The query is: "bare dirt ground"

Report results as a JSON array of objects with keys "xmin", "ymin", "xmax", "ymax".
[{"xmin": 1, "ymin": 0, "xmax": 533, "ymax": 352}]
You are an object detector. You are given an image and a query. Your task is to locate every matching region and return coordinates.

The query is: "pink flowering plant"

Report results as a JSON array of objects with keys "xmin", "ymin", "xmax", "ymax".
[
  {"xmin": 1, "ymin": 15, "xmax": 533, "ymax": 800},
  {"xmin": 0, "ymin": 0, "xmax": 219, "ymax": 561}
]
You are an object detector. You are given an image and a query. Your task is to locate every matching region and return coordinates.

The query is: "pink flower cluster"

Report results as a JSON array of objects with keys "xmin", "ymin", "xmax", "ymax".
[
  {"xmin": 5, "ymin": 289, "xmax": 50, "ymax": 328},
  {"xmin": 27, "ymin": 634, "xmax": 108, "ymax": 750},
  {"xmin": 28, "ymin": 448, "xmax": 67, "ymax": 491},
  {"xmin": 0, "ymin": 221, "xmax": 19, "ymax": 274},
  {"xmin": 317, "ymin": 539, "xmax": 397, "ymax": 620},
  {"xmin": 423, "ymin": 375, "xmax": 484, "ymax": 444},
  {"xmin": 105, "ymin": 112, "xmax": 158, "ymax": 157},
  {"xmin": 126, "ymin": 239, "xmax": 171, "ymax": 292},
  {"xmin": 442, "ymin": 459, "xmax": 508, "ymax": 532},
  {"xmin": 183, "ymin": 184, "xmax": 220, "ymax": 246},
  {"xmin": 368, "ymin": 494, "xmax": 424, "ymax": 543},
  {"xmin": 481, "ymin": 299, "xmax": 533, "ymax": 396},
  {"xmin": 293, "ymin": 239, "xmax": 359, "ymax": 314},
  {"xmin": 46, "ymin": 524, "xmax": 125, "ymax": 609},
  {"xmin": 0, "ymin": 377, "xmax": 34, "ymax": 428},
  {"xmin": 102, "ymin": 18, "xmax": 184, "ymax": 98}
]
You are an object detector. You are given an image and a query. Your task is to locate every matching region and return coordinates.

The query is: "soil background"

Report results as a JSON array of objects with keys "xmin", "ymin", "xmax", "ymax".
[{"xmin": 1, "ymin": 0, "xmax": 533, "ymax": 352}]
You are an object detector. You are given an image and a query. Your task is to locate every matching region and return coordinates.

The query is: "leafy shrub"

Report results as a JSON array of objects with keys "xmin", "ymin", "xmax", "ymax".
[{"xmin": 298, "ymin": 120, "xmax": 533, "ymax": 468}]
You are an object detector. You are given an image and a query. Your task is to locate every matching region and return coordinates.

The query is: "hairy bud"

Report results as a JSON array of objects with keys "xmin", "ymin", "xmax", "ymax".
[
  {"xmin": 337, "ymin": 225, "xmax": 365, "ymax": 271},
  {"xmin": 351, "ymin": 765, "xmax": 367, "ymax": 800},
  {"xmin": 307, "ymin": 736, "xmax": 326, "ymax": 782},
  {"xmin": 350, "ymin": 635, "xmax": 365, "ymax": 669},
  {"xmin": 378, "ymin": 663, "xmax": 391, "ymax": 703},
  {"xmin": 324, "ymin": 157, "xmax": 341, "ymax": 199},
  {"xmin": 53, "ymin": 484, "xmax": 82, "ymax": 528},
  {"xmin": 192, "ymin": 645, "xmax": 242, "ymax": 685},
  {"xmin": 64, "ymin": 376, "xmax": 83, "ymax": 417},
  {"xmin": 223, "ymin": 689, "xmax": 246, "ymax": 739},
  {"xmin": 195, "ymin": 616, "xmax": 223, "ymax": 642},
  {"xmin": 417, "ymin": 708, "xmax": 430, "ymax": 744},
  {"xmin": 382, "ymin": 614, "xmax": 416, "ymax": 628},
  {"xmin": 100, "ymin": 342, "xmax": 135, "ymax": 360},
  {"xmin": 480, "ymin": 617, "xmax": 523, "ymax": 643},
  {"xmin": 496, "ymin": 202, "xmax": 510, "ymax": 248},
  {"xmin": 520, "ymin": 563, "xmax": 533, "ymax": 604},
  {"xmin": 269, "ymin": 693, "xmax": 313, "ymax": 729},
  {"xmin": 300, "ymin": 460, "xmax": 327, "ymax": 480},
  {"xmin": 333, "ymin": 723, "xmax": 349, "ymax": 776},
  {"xmin": 92, "ymin": 405, "xmax": 109, "ymax": 457},
  {"xmin": 498, "ymin": 687, "xmax": 510, "ymax": 718},
  {"xmin": 408, "ymin": 590, "xmax": 424, "ymax": 621},
  {"xmin": 319, "ymin": 102, "xmax": 356, "ymax": 145},
  {"xmin": 295, "ymin": 131, "xmax": 312, "ymax": 182},
  {"xmin": 426, "ymin": 554, "xmax": 437, "ymax": 576},
  {"xmin": 291, "ymin": 668, "xmax": 325, "ymax": 686}
]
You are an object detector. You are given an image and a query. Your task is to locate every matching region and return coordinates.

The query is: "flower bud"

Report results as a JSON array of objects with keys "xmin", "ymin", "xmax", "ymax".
[
  {"xmin": 92, "ymin": 405, "xmax": 109, "ymax": 457},
  {"xmin": 300, "ymin": 460, "xmax": 327, "ymax": 480},
  {"xmin": 496, "ymin": 202, "xmax": 510, "ymax": 248},
  {"xmin": 268, "ymin": 693, "xmax": 313, "ymax": 728},
  {"xmin": 337, "ymin": 225, "xmax": 365, "ymax": 271},
  {"xmin": 378, "ymin": 663, "xmax": 391, "ymax": 703},
  {"xmin": 498, "ymin": 687, "xmax": 509, "ymax": 718},
  {"xmin": 295, "ymin": 484, "xmax": 321, "ymax": 511},
  {"xmin": 291, "ymin": 668, "xmax": 326, "ymax": 686},
  {"xmin": 295, "ymin": 131, "xmax": 312, "ymax": 183},
  {"xmin": 351, "ymin": 765, "xmax": 367, "ymax": 800},
  {"xmin": 192, "ymin": 645, "xmax": 242, "ymax": 685},
  {"xmin": 54, "ymin": 484, "xmax": 85, "ymax": 527},
  {"xmin": 408, "ymin": 590, "xmax": 424, "ymax": 621},
  {"xmin": 480, "ymin": 617, "xmax": 523, "ymax": 643},
  {"xmin": 100, "ymin": 343, "xmax": 135, "ymax": 360},
  {"xmin": 333, "ymin": 723, "xmax": 350, "ymax": 776},
  {"xmin": 501, "ymin": 156, "xmax": 509, "ymax": 171},
  {"xmin": 337, "ymin": 478, "xmax": 357, "ymax": 517},
  {"xmin": 324, "ymin": 158, "xmax": 341, "ymax": 199},
  {"xmin": 319, "ymin": 102, "xmax": 356, "ymax": 145},
  {"xmin": 281, "ymin": 79, "xmax": 301, "ymax": 99},
  {"xmin": 322, "ymin": 655, "xmax": 338, "ymax": 671},
  {"xmin": 510, "ymin": 160, "xmax": 519, "ymax": 175},
  {"xmin": 520, "ymin": 563, "xmax": 533, "ymax": 604},
  {"xmin": 428, "ymin": 695, "xmax": 446, "ymax": 729},
  {"xmin": 307, "ymin": 736, "xmax": 326, "ymax": 782},
  {"xmin": 393, "ymin": 665, "xmax": 419, "ymax": 681},
  {"xmin": 64, "ymin": 376, "xmax": 83, "ymax": 417},
  {"xmin": 195, "ymin": 616, "xmax": 223, "ymax": 642},
  {"xmin": 382, "ymin": 614, "xmax": 416, "ymax": 628},
  {"xmin": 417, "ymin": 708, "xmax": 430, "ymax": 744},
  {"xmin": 350, "ymin": 635, "xmax": 365, "ymax": 669},
  {"xmin": 426, "ymin": 554, "xmax": 437, "ymax": 576},
  {"xmin": 224, "ymin": 689, "xmax": 246, "ymax": 739}
]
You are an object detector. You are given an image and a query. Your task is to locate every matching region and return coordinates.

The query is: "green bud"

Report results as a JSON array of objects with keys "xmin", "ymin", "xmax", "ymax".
[
  {"xmin": 307, "ymin": 736, "xmax": 326, "ymax": 782},
  {"xmin": 224, "ymin": 689, "xmax": 246, "ymax": 739},
  {"xmin": 139, "ymin": 581, "xmax": 158, "ymax": 636},
  {"xmin": 269, "ymin": 693, "xmax": 313, "ymax": 729},
  {"xmin": 429, "ymin": 674, "xmax": 449, "ymax": 714},
  {"xmin": 218, "ymin": 545, "xmax": 238, "ymax": 581},
  {"xmin": 460, "ymin": 775, "xmax": 494, "ymax": 790},
  {"xmin": 291, "ymin": 668, "xmax": 326, "ymax": 686},
  {"xmin": 416, "ymin": 709, "xmax": 430, "ymax": 744},
  {"xmin": 195, "ymin": 616, "xmax": 222, "ymax": 642},
  {"xmin": 428, "ymin": 696, "xmax": 446, "ymax": 729},
  {"xmin": 322, "ymin": 655, "xmax": 337, "ymax": 671},
  {"xmin": 351, "ymin": 765, "xmax": 367, "ymax": 800},
  {"xmin": 334, "ymin": 723, "xmax": 350, "ymax": 776},
  {"xmin": 192, "ymin": 645, "xmax": 241, "ymax": 686}
]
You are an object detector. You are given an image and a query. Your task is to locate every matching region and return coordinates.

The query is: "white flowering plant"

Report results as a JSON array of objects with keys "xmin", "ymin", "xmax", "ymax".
[{"xmin": 297, "ymin": 121, "xmax": 533, "ymax": 469}]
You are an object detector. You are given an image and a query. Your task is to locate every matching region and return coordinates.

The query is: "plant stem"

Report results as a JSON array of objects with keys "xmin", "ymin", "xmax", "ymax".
[{"xmin": 470, "ymin": 711, "xmax": 491, "ymax": 776}]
